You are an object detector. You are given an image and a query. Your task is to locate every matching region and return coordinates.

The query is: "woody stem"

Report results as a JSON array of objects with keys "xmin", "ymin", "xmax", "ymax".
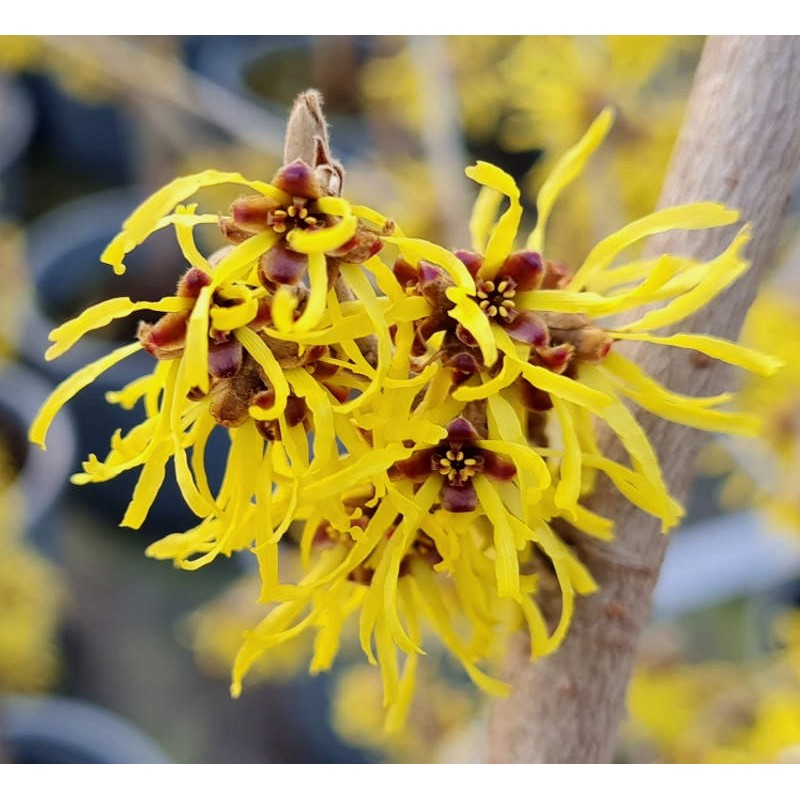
[{"xmin": 488, "ymin": 35, "xmax": 800, "ymax": 763}]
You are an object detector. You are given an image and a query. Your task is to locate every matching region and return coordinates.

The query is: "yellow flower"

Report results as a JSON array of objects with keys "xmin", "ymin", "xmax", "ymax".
[
  {"xmin": 27, "ymin": 96, "xmax": 778, "ymax": 730},
  {"xmin": 712, "ymin": 288, "xmax": 800, "ymax": 530},
  {"xmin": 387, "ymin": 108, "xmax": 779, "ymax": 536},
  {"xmin": 0, "ymin": 530, "xmax": 64, "ymax": 693},
  {"xmin": 331, "ymin": 661, "xmax": 478, "ymax": 762},
  {"xmin": 626, "ymin": 611, "xmax": 800, "ymax": 763},
  {"xmin": 0, "ymin": 35, "xmax": 44, "ymax": 72},
  {"xmin": 29, "ymin": 158, "xmax": 413, "ymax": 565}
]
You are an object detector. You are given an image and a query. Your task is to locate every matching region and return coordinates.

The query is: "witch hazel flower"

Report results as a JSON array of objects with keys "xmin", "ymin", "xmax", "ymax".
[
  {"xmin": 388, "ymin": 108, "xmax": 781, "ymax": 533},
  {"xmin": 392, "ymin": 417, "xmax": 517, "ymax": 513},
  {"xmin": 27, "ymin": 92, "xmax": 780, "ymax": 726},
  {"xmin": 27, "ymin": 92, "xmax": 420, "ymax": 565}
]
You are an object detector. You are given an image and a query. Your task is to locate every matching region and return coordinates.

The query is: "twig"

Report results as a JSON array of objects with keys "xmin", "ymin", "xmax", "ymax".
[{"xmin": 488, "ymin": 35, "xmax": 800, "ymax": 764}]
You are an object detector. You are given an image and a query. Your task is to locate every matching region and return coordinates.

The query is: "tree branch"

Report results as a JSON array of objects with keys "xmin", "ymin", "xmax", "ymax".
[{"xmin": 488, "ymin": 35, "xmax": 800, "ymax": 764}]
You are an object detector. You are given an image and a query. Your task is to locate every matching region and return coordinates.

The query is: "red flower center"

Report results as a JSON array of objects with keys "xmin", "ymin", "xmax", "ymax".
[
  {"xmin": 475, "ymin": 277, "xmax": 518, "ymax": 321},
  {"xmin": 268, "ymin": 200, "xmax": 321, "ymax": 234},
  {"xmin": 433, "ymin": 446, "xmax": 485, "ymax": 486}
]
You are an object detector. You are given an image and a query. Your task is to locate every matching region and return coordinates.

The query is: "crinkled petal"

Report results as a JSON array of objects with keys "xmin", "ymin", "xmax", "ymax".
[
  {"xmin": 569, "ymin": 203, "xmax": 740, "ymax": 292},
  {"xmin": 472, "ymin": 474, "xmax": 520, "ymax": 600},
  {"xmin": 235, "ymin": 327, "xmax": 289, "ymax": 422},
  {"xmin": 469, "ymin": 185, "xmax": 503, "ymax": 254},
  {"xmin": 212, "ymin": 231, "xmax": 280, "ymax": 288},
  {"xmin": 551, "ymin": 396, "xmax": 582, "ymax": 517},
  {"xmin": 173, "ymin": 204, "xmax": 212, "ymax": 273},
  {"xmin": 527, "ymin": 107, "xmax": 614, "ymax": 254},
  {"xmin": 102, "ymin": 171, "xmax": 287, "ymax": 275},
  {"xmin": 620, "ymin": 227, "xmax": 751, "ymax": 332},
  {"xmin": 610, "ymin": 331, "xmax": 784, "ymax": 377},
  {"xmin": 465, "ymin": 161, "xmax": 522, "ymax": 277},
  {"xmin": 209, "ymin": 295, "xmax": 259, "ymax": 332},
  {"xmin": 46, "ymin": 297, "xmax": 191, "ymax": 361},
  {"xmin": 601, "ymin": 351, "xmax": 762, "ymax": 436},
  {"xmin": 452, "ymin": 357, "xmax": 521, "ymax": 402},
  {"xmin": 184, "ymin": 285, "xmax": 212, "ymax": 394},
  {"xmin": 30, "ymin": 341, "xmax": 142, "ymax": 448},
  {"xmin": 294, "ymin": 251, "xmax": 329, "ymax": 332}
]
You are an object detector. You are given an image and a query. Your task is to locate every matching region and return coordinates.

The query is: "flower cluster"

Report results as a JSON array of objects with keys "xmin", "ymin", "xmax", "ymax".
[{"xmin": 29, "ymin": 99, "xmax": 779, "ymax": 726}]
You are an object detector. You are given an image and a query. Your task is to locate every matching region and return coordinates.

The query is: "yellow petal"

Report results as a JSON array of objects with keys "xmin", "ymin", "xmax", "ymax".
[
  {"xmin": 235, "ymin": 327, "xmax": 289, "ymax": 422},
  {"xmin": 313, "ymin": 196, "xmax": 351, "ymax": 217},
  {"xmin": 571, "ymin": 505, "xmax": 615, "ymax": 541},
  {"xmin": 517, "ymin": 360, "xmax": 612, "ymax": 411},
  {"xmin": 601, "ymin": 352, "xmax": 762, "ymax": 436},
  {"xmin": 184, "ymin": 285, "xmax": 212, "ymax": 394},
  {"xmin": 610, "ymin": 331, "xmax": 784, "ymax": 377},
  {"xmin": 271, "ymin": 286, "xmax": 299, "ymax": 333},
  {"xmin": 527, "ymin": 107, "xmax": 615, "ymax": 253},
  {"xmin": 551, "ymin": 396, "xmax": 582, "ymax": 517},
  {"xmin": 102, "ymin": 171, "xmax": 288, "ymax": 275},
  {"xmin": 286, "ymin": 213, "xmax": 357, "ymax": 254},
  {"xmin": 46, "ymin": 296, "xmax": 191, "ymax": 361},
  {"xmin": 469, "ymin": 185, "xmax": 502, "ymax": 253},
  {"xmin": 465, "ymin": 161, "xmax": 522, "ymax": 277},
  {"xmin": 408, "ymin": 560, "xmax": 510, "ymax": 697},
  {"xmin": 120, "ymin": 441, "xmax": 172, "ymax": 529},
  {"xmin": 173, "ymin": 204, "xmax": 212, "ymax": 273},
  {"xmin": 362, "ymin": 253, "xmax": 407, "ymax": 305},
  {"xmin": 452, "ymin": 356, "xmax": 521, "ymax": 402},
  {"xmin": 286, "ymin": 367, "xmax": 336, "ymax": 466},
  {"xmin": 293, "ymin": 251, "xmax": 328, "ymax": 332},
  {"xmin": 621, "ymin": 227, "xmax": 751, "ymax": 332},
  {"xmin": 30, "ymin": 341, "xmax": 142, "ymax": 449},
  {"xmin": 516, "ymin": 288, "xmax": 611, "ymax": 315},
  {"xmin": 445, "ymin": 286, "xmax": 498, "ymax": 367},
  {"xmin": 211, "ymin": 231, "xmax": 280, "ymax": 289},
  {"xmin": 334, "ymin": 263, "xmax": 393, "ymax": 414},
  {"xmin": 472, "ymin": 475, "xmax": 520, "ymax": 600},
  {"xmin": 569, "ymin": 203, "xmax": 740, "ymax": 292},
  {"xmin": 580, "ymin": 365, "xmax": 681, "ymax": 530},
  {"xmin": 349, "ymin": 203, "xmax": 392, "ymax": 230},
  {"xmin": 209, "ymin": 293, "xmax": 259, "ymax": 331},
  {"xmin": 302, "ymin": 445, "xmax": 409, "ymax": 500},
  {"xmin": 105, "ymin": 374, "xmax": 153, "ymax": 410}
]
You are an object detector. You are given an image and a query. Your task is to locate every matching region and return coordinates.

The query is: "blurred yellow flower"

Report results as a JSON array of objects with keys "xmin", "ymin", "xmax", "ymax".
[
  {"xmin": 331, "ymin": 661, "xmax": 477, "ymax": 762},
  {"xmin": 627, "ymin": 611, "xmax": 800, "ymax": 763},
  {"xmin": 500, "ymin": 36, "xmax": 701, "ymax": 261},
  {"xmin": 184, "ymin": 567, "xmax": 314, "ymax": 685},
  {"xmin": 0, "ymin": 522, "xmax": 64, "ymax": 692},
  {"xmin": 717, "ymin": 288, "xmax": 800, "ymax": 531}
]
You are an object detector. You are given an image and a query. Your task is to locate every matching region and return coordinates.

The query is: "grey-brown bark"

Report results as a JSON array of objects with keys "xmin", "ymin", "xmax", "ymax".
[{"xmin": 489, "ymin": 35, "xmax": 800, "ymax": 764}]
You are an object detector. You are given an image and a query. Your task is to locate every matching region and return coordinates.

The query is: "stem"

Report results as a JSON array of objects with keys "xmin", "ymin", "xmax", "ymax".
[{"xmin": 488, "ymin": 35, "xmax": 800, "ymax": 764}]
